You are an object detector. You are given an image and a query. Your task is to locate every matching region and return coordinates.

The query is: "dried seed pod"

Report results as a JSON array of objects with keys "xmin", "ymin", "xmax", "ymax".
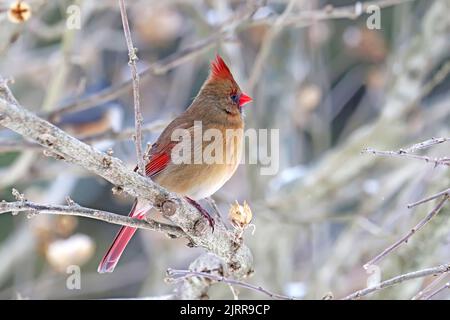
[
  {"xmin": 228, "ymin": 201, "xmax": 252, "ymax": 229},
  {"xmin": 8, "ymin": 1, "xmax": 32, "ymax": 24}
]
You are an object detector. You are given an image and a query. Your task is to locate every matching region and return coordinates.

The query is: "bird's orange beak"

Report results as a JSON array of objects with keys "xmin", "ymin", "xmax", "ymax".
[{"xmin": 239, "ymin": 93, "xmax": 252, "ymax": 107}]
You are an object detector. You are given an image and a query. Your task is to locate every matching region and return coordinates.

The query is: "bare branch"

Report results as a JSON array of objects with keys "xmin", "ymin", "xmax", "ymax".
[
  {"xmin": 401, "ymin": 137, "xmax": 450, "ymax": 154},
  {"xmin": 342, "ymin": 263, "xmax": 450, "ymax": 300},
  {"xmin": 167, "ymin": 268, "xmax": 295, "ymax": 300},
  {"xmin": 364, "ymin": 195, "xmax": 449, "ymax": 268},
  {"xmin": 362, "ymin": 134, "xmax": 450, "ymax": 268},
  {"xmin": 412, "ymin": 273, "xmax": 449, "ymax": 300},
  {"xmin": 408, "ymin": 188, "xmax": 450, "ymax": 209},
  {"xmin": 424, "ymin": 282, "xmax": 450, "ymax": 300},
  {"xmin": 0, "ymin": 199, "xmax": 186, "ymax": 238},
  {"xmin": 362, "ymin": 148, "xmax": 450, "ymax": 167},
  {"xmin": 118, "ymin": 0, "xmax": 144, "ymax": 175}
]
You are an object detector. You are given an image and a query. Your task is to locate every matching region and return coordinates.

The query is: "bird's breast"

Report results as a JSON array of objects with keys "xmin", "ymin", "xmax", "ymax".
[{"xmin": 153, "ymin": 125, "xmax": 243, "ymax": 200}]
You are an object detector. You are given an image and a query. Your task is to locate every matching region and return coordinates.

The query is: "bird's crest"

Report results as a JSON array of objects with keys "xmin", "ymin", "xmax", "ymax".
[{"xmin": 210, "ymin": 54, "xmax": 234, "ymax": 81}]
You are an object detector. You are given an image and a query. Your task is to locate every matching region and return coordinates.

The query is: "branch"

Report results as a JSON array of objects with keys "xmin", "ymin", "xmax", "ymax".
[
  {"xmin": 167, "ymin": 268, "xmax": 295, "ymax": 300},
  {"xmin": 401, "ymin": 137, "xmax": 450, "ymax": 154},
  {"xmin": 342, "ymin": 263, "xmax": 450, "ymax": 300},
  {"xmin": 0, "ymin": 199, "xmax": 186, "ymax": 238},
  {"xmin": 0, "ymin": 78, "xmax": 253, "ymax": 280},
  {"xmin": 364, "ymin": 195, "xmax": 449, "ymax": 268},
  {"xmin": 362, "ymin": 137, "xmax": 450, "ymax": 167},
  {"xmin": 408, "ymin": 188, "xmax": 450, "ymax": 209},
  {"xmin": 362, "ymin": 148, "xmax": 450, "ymax": 167},
  {"xmin": 118, "ymin": 0, "xmax": 144, "ymax": 175},
  {"xmin": 412, "ymin": 273, "xmax": 449, "ymax": 300},
  {"xmin": 362, "ymin": 135, "xmax": 450, "ymax": 268},
  {"xmin": 423, "ymin": 282, "xmax": 450, "ymax": 300}
]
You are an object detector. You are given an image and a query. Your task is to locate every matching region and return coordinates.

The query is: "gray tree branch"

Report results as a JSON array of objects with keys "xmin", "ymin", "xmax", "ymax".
[
  {"xmin": 342, "ymin": 263, "xmax": 450, "ymax": 300},
  {"xmin": 0, "ymin": 199, "xmax": 186, "ymax": 238},
  {"xmin": 118, "ymin": 0, "xmax": 145, "ymax": 175}
]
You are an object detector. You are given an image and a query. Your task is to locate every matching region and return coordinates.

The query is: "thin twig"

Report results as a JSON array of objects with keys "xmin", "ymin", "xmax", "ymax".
[
  {"xmin": 342, "ymin": 263, "xmax": 450, "ymax": 300},
  {"xmin": 423, "ymin": 282, "xmax": 450, "ymax": 300},
  {"xmin": 407, "ymin": 188, "xmax": 450, "ymax": 208},
  {"xmin": 118, "ymin": 0, "xmax": 144, "ymax": 175},
  {"xmin": 362, "ymin": 136, "xmax": 450, "ymax": 166},
  {"xmin": 364, "ymin": 195, "xmax": 449, "ymax": 268},
  {"xmin": 402, "ymin": 137, "xmax": 450, "ymax": 154},
  {"xmin": 412, "ymin": 273, "xmax": 449, "ymax": 300},
  {"xmin": 362, "ymin": 148, "xmax": 450, "ymax": 167},
  {"xmin": 166, "ymin": 269, "xmax": 295, "ymax": 300},
  {"xmin": 0, "ymin": 200, "xmax": 186, "ymax": 238}
]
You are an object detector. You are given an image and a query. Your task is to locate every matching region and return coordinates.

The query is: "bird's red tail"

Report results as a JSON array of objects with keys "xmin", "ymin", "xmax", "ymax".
[{"xmin": 97, "ymin": 200, "xmax": 148, "ymax": 273}]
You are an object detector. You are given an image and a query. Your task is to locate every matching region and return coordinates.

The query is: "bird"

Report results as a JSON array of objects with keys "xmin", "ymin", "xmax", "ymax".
[{"xmin": 98, "ymin": 54, "xmax": 252, "ymax": 273}]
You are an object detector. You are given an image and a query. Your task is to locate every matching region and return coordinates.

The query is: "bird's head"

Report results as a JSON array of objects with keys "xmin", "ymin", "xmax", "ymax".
[{"xmin": 197, "ymin": 55, "xmax": 252, "ymax": 116}]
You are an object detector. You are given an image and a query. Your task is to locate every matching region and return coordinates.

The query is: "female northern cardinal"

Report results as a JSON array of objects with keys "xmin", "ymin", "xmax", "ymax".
[{"xmin": 98, "ymin": 55, "xmax": 252, "ymax": 273}]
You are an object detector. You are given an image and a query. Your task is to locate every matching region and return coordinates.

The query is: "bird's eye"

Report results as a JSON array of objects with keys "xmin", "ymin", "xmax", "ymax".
[{"xmin": 230, "ymin": 94, "xmax": 239, "ymax": 104}]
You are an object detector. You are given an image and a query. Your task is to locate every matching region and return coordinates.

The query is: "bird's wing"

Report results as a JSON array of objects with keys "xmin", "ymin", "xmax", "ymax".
[
  {"xmin": 144, "ymin": 116, "xmax": 194, "ymax": 178},
  {"xmin": 145, "ymin": 142, "xmax": 176, "ymax": 177}
]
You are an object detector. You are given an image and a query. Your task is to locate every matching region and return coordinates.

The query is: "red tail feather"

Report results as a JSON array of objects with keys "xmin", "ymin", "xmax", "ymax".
[{"xmin": 97, "ymin": 201, "xmax": 149, "ymax": 273}]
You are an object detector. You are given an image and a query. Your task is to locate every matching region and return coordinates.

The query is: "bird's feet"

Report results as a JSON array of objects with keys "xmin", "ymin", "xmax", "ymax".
[{"xmin": 185, "ymin": 197, "xmax": 215, "ymax": 231}]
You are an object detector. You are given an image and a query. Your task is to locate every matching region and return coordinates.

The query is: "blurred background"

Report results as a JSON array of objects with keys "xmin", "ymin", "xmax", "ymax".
[{"xmin": 0, "ymin": 0, "xmax": 449, "ymax": 299}]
